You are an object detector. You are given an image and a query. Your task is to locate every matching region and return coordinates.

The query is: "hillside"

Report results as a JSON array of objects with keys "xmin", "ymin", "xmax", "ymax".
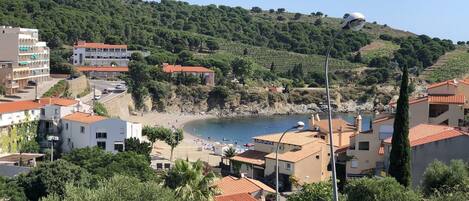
[{"xmin": 423, "ymin": 46, "xmax": 469, "ymax": 82}]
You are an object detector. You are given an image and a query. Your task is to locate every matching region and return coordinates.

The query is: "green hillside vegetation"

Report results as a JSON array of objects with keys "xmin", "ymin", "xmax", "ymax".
[
  {"xmin": 209, "ymin": 41, "xmax": 360, "ymax": 73},
  {"xmin": 425, "ymin": 46, "xmax": 469, "ymax": 82},
  {"xmin": 251, "ymin": 10, "xmax": 414, "ymax": 39},
  {"xmin": 359, "ymin": 40, "xmax": 400, "ymax": 63}
]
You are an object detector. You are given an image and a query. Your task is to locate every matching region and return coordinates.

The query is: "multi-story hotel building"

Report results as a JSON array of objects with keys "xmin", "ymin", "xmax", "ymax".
[
  {"xmin": 0, "ymin": 26, "xmax": 50, "ymax": 94},
  {"xmin": 72, "ymin": 41, "xmax": 130, "ymax": 67}
]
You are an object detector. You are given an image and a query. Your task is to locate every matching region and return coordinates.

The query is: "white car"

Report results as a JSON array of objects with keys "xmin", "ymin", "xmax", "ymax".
[
  {"xmin": 115, "ymin": 84, "xmax": 124, "ymax": 89},
  {"xmin": 93, "ymin": 94, "xmax": 101, "ymax": 100}
]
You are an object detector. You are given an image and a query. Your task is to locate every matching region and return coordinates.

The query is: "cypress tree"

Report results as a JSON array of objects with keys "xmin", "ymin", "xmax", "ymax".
[{"xmin": 388, "ymin": 65, "xmax": 411, "ymax": 187}]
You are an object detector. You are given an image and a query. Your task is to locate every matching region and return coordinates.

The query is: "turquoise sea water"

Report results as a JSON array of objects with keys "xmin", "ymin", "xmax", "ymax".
[{"xmin": 183, "ymin": 114, "xmax": 373, "ymax": 145}]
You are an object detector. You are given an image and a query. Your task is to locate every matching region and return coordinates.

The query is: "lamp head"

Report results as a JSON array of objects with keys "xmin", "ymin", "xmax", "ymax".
[
  {"xmin": 342, "ymin": 12, "xmax": 366, "ymax": 31},
  {"xmin": 294, "ymin": 121, "xmax": 305, "ymax": 129}
]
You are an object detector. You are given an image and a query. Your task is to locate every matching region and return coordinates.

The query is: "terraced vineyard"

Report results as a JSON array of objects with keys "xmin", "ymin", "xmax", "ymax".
[
  {"xmin": 423, "ymin": 47, "xmax": 469, "ymax": 82},
  {"xmin": 359, "ymin": 40, "xmax": 400, "ymax": 62},
  {"xmin": 216, "ymin": 41, "xmax": 361, "ymax": 73}
]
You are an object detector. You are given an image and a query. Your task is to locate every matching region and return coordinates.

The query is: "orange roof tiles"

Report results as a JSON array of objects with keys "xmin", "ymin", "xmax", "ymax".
[
  {"xmin": 314, "ymin": 118, "xmax": 356, "ymax": 133},
  {"xmin": 76, "ymin": 66, "xmax": 129, "ymax": 72},
  {"xmin": 390, "ymin": 96, "xmax": 428, "ymax": 107},
  {"xmin": 428, "ymin": 95, "xmax": 465, "ymax": 104},
  {"xmin": 0, "ymin": 100, "xmax": 42, "ymax": 114},
  {"xmin": 253, "ymin": 131, "xmax": 318, "ymax": 146},
  {"xmin": 383, "ymin": 124, "xmax": 467, "ymax": 147},
  {"xmin": 265, "ymin": 143, "xmax": 323, "ymax": 162},
  {"xmin": 62, "ymin": 112, "xmax": 107, "ymax": 124},
  {"xmin": 215, "ymin": 193, "xmax": 257, "ymax": 201},
  {"xmin": 214, "ymin": 176, "xmax": 274, "ymax": 196},
  {"xmin": 230, "ymin": 150, "xmax": 268, "ymax": 166},
  {"xmin": 411, "ymin": 129, "xmax": 467, "ymax": 147},
  {"xmin": 427, "ymin": 80, "xmax": 457, "ymax": 89},
  {"xmin": 0, "ymin": 98, "xmax": 78, "ymax": 114},
  {"xmin": 162, "ymin": 64, "xmax": 213, "ymax": 73},
  {"xmin": 74, "ymin": 41, "xmax": 127, "ymax": 49}
]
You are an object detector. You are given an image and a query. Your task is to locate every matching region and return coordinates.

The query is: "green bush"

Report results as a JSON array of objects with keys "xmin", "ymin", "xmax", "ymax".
[
  {"xmin": 345, "ymin": 177, "xmax": 421, "ymax": 201},
  {"xmin": 42, "ymin": 80, "xmax": 69, "ymax": 98},
  {"xmin": 93, "ymin": 102, "xmax": 109, "ymax": 117},
  {"xmin": 422, "ymin": 160, "xmax": 469, "ymax": 196}
]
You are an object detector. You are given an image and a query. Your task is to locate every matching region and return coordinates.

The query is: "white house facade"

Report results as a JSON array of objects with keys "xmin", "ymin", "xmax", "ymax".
[{"xmin": 61, "ymin": 112, "xmax": 142, "ymax": 153}]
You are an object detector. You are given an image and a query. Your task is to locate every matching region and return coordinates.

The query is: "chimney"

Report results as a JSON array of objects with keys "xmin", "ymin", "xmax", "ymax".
[
  {"xmin": 309, "ymin": 114, "xmax": 315, "ymax": 128},
  {"xmin": 355, "ymin": 114, "xmax": 362, "ymax": 132}
]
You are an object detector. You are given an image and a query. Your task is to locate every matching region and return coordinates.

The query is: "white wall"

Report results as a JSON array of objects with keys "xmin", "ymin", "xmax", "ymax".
[
  {"xmin": 61, "ymin": 118, "xmax": 142, "ymax": 153},
  {"xmin": 0, "ymin": 109, "xmax": 40, "ymax": 127}
]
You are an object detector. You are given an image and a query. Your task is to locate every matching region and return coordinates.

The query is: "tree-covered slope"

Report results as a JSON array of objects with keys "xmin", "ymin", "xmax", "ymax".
[{"xmin": 0, "ymin": 0, "xmax": 370, "ymax": 58}]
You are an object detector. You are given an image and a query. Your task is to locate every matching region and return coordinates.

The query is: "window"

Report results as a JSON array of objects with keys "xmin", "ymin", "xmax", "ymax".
[
  {"xmin": 96, "ymin": 132, "xmax": 107, "ymax": 139},
  {"xmin": 97, "ymin": 141, "xmax": 106, "ymax": 150},
  {"xmin": 114, "ymin": 143, "xmax": 124, "ymax": 152},
  {"xmin": 351, "ymin": 159, "xmax": 358, "ymax": 168},
  {"xmin": 358, "ymin": 142, "xmax": 370, "ymax": 150},
  {"xmin": 80, "ymin": 126, "xmax": 85, "ymax": 133},
  {"xmin": 54, "ymin": 109, "xmax": 59, "ymax": 115},
  {"xmin": 41, "ymin": 108, "xmax": 45, "ymax": 115},
  {"xmin": 65, "ymin": 123, "xmax": 69, "ymax": 130},
  {"xmin": 285, "ymin": 163, "xmax": 292, "ymax": 171}
]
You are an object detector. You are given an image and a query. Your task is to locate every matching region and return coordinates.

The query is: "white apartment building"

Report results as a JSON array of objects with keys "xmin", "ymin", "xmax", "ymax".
[
  {"xmin": 73, "ymin": 41, "xmax": 130, "ymax": 66},
  {"xmin": 61, "ymin": 112, "xmax": 142, "ymax": 153},
  {"xmin": 0, "ymin": 26, "xmax": 50, "ymax": 94}
]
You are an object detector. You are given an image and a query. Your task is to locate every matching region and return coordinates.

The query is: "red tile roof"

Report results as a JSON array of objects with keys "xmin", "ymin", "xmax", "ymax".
[
  {"xmin": 215, "ymin": 193, "xmax": 257, "ymax": 201},
  {"xmin": 390, "ymin": 96, "xmax": 428, "ymax": 107},
  {"xmin": 62, "ymin": 112, "xmax": 107, "ymax": 124},
  {"xmin": 162, "ymin": 64, "xmax": 213, "ymax": 73},
  {"xmin": 74, "ymin": 41, "xmax": 127, "ymax": 49},
  {"xmin": 0, "ymin": 100, "xmax": 42, "ymax": 114},
  {"xmin": 428, "ymin": 95, "xmax": 465, "ymax": 104},
  {"xmin": 230, "ymin": 150, "xmax": 268, "ymax": 166},
  {"xmin": 383, "ymin": 124, "xmax": 467, "ymax": 147},
  {"xmin": 0, "ymin": 98, "xmax": 78, "ymax": 114},
  {"xmin": 314, "ymin": 118, "xmax": 356, "ymax": 133},
  {"xmin": 76, "ymin": 66, "xmax": 129, "ymax": 72},
  {"xmin": 427, "ymin": 80, "xmax": 457, "ymax": 89},
  {"xmin": 214, "ymin": 176, "xmax": 274, "ymax": 196}
]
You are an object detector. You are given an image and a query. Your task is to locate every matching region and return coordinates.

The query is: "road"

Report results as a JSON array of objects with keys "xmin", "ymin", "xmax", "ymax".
[{"xmin": 83, "ymin": 79, "xmax": 127, "ymax": 104}]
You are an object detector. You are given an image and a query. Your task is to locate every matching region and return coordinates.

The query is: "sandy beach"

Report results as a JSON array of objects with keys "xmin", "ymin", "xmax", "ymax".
[{"xmin": 127, "ymin": 112, "xmax": 225, "ymax": 166}]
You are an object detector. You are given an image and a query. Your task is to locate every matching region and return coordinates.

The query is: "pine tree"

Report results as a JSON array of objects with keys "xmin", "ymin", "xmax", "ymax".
[{"xmin": 388, "ymin": 65, "xmax": 411, "ymax": 187}]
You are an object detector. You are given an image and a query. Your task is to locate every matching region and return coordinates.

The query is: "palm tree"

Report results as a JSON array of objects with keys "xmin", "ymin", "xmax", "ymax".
[
  {"xmin": 165, "ymin": 160, "xmax": 218, "ymax": 201},
  {"xmin": 164, "ymin": 128, "xmax": 184, "ymax": 161},
  {"xmin": 223, "ymin": 147, "xmax": 236, "ymax": 165}
]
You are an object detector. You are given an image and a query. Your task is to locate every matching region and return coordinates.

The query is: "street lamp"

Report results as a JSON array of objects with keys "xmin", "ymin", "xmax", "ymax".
[
  {"xmin": 323, "ymin": 12, "xmax": 366, "ymax": 201},
  {"xmin": 47, "ymin": 135, "xmax": 59, "ymax": 162},
  {"xmin": 275, "ymin": 121, "xmax": 305, "ymax": 201}
]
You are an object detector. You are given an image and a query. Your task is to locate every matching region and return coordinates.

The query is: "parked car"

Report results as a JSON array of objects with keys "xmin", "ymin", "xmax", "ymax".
[{"xmin": 93, "ymin": 94, "xmax": 101, "ymax": 100}]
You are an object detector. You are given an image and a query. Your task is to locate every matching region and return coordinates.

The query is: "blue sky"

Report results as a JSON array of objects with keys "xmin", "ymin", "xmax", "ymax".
[{"xmin": 184, "ymin": 0, "xmax": 469, "ymax": 42}]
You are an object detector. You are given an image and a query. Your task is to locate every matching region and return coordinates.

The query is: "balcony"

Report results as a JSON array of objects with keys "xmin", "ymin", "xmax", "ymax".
[{"xmin": 6, "ymin": 82, "xmax": 19, "ymax": 88}]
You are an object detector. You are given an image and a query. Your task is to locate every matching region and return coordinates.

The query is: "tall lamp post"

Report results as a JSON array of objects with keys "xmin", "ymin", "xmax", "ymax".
[
  {"xmin": 275, "ymin": 121, "xmax": 305, "ymax": 201},
  {"xmin": 47, "ymin": 135, "xmax": 59, "ymax": 162},
  {"xmin": 323, "ymin": 12, "xmax": 366, "ymax": 201}
]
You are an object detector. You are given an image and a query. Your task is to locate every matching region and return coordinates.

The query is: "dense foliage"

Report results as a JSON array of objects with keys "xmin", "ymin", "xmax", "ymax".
[
  {"xmin": 16, "ymin": 160, "xmax": 91, "ymax": 201},
  {"xmin": 345, "ymin": 177, "xmax": 421, "ymax": 201},
  {"xmin": 388, "ymin": 66, "xmax": 411, "ymax": 187},
  {"xmin": 422, "ymin": 160, "xmax": 469, "ymax": 196},
  {"xmin": 43, "ymin": 175, "xmax": 178, "ymax": 201},
  {"xmin": 0, "ymin": 0, "xmax": 370, "ymax": 58},
  {"xmin": 165, "ymin": 160, "xmax": 218, "ymax": 201}
]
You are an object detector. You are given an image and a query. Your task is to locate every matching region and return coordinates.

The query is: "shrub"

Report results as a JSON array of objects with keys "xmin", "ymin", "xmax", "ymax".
[
  {"xmin": 422, "ymin": 160, "xmax": 469, "ymax": 196},
  {"xmin": 345, "ymin": 177, "xmax": 421, "ymax": 201}
]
